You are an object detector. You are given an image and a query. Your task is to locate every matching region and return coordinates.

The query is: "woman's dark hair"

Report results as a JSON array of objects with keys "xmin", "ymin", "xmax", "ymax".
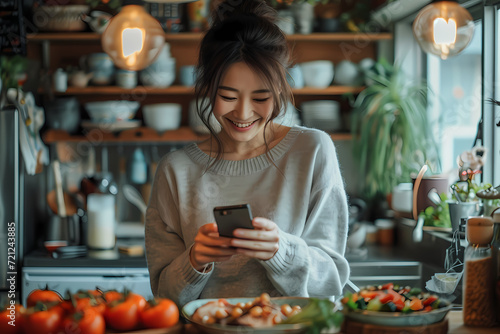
[{"xmin": 194, "ymin": 0, "xmax": 293, "ymax": 168}]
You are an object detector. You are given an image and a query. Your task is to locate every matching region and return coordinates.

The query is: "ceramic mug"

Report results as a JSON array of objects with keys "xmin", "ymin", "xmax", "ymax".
[
  {"xmin": 179, "ymin": 65, "xmax": 196, "ymax": 86},
  {"xmin": 80, "ymin": 53, "xmax": 115, "ymax": 86},
  {"xmin": 116, "ymin": 70, "xmax": 137, "ymax": 89}
]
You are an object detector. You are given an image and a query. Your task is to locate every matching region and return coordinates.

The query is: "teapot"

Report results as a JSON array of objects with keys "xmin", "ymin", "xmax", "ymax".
[
  {"xmin": 81, "ymin": 11, "xmax": 112, "ymax": 34},
  {"xmin": 69, "ymin": 71, "xmax": 93, "ymax": 88}
]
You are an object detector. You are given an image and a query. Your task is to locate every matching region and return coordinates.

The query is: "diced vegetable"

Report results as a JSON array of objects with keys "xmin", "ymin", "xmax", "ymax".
[
  {"xmin": 366, "ymin": 298, "xmax": 382, "ymax": 311},
  {"xmin": 341, "ymin": 284, "xmax": 450, "ymax": 314}
]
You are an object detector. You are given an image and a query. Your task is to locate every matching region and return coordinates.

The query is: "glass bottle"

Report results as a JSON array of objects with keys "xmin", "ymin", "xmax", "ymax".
[
  {"xmin": 463, "ymin": 216, "xmax": 495, "ymax": 327},
  {"xmin": 492, "ymin": 211, "xmax": 500, "ymax": 324}
]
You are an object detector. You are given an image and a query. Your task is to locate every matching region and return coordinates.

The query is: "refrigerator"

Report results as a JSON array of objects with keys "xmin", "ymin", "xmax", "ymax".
[{"xmin": 0, "ymin": 107, "xmax": 23, "ymax": 305}]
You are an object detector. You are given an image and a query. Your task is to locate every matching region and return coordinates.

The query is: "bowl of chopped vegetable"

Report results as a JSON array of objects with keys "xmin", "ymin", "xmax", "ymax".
[{"xmin": 340, "ymin": 283, "xmax": 452, "ymax": 327}]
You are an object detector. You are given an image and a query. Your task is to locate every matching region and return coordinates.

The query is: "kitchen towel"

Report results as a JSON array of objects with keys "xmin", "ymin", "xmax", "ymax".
[{"xmin": 7, "ymin": 88, "xmax": 49, "ymax": 175}]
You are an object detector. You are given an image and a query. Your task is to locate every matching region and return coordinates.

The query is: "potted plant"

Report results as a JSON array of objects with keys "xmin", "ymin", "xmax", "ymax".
[
  {"xmin": 0, "ymin": 55, "xmax": 28, "ymax": 109},
  {"xmin": 350, "ymin": 58, "xmax": 440, "ymax": 201}
]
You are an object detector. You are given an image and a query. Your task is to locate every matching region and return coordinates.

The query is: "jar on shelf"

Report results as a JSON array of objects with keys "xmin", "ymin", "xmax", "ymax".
[
  {"xmin": 492, "ymin": 210, "xmax": 500, "ymax": 324},
  {"xmin": 463, "ymin": 216, "xmax": 496, "ymax": 327}
]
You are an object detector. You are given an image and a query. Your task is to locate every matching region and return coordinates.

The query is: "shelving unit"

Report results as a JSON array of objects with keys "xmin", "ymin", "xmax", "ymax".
[
  {"xmin": 42, "ymin": 127, "xmax": 352, "ymax": 144},
  {"xmin": 45, "ymin": 85, "xmax": 364, "ymax": 96},
  {"xmin": 27, "ymin": 31, "xmax": 392, "ymax": 144},
  {"xmin": 27, "ymin": 32, "xmax": 392, "ymax": 42}
]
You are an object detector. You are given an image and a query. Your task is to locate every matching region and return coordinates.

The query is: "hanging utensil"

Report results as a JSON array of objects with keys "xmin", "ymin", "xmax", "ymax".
[
  {"xmin": 123, "ymin": 184, "xmax": 147, "ymax": 217},
  {"xmin": 53, "ymin": 160, "xmax": 67, "ymax": 218}
]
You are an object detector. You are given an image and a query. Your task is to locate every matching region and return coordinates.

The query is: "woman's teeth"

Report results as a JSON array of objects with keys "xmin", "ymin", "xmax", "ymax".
[{"xmin": 230, "ymin": 120, "xmax": 255, "ymax": 128}]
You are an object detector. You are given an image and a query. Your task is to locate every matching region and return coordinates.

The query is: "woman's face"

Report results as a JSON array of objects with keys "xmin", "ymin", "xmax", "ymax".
[{"xmin": 213, "ymin": 62, "xmax": 274, "ymax": 146}]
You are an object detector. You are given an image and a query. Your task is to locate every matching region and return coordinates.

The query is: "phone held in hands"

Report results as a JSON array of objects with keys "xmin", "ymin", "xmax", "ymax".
[{"xmin": 213, "ymin": 204, "xmax": 254, "ymax": 238}]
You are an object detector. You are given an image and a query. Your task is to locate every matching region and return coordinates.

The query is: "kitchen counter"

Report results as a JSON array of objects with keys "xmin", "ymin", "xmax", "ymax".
[
  {"xmin": 23, "ymin": 240, "xmax": 147, "ymax": 268},
  {"xmin": 181, "ymin": 312, "xmax": 499, "ymax": 333}
]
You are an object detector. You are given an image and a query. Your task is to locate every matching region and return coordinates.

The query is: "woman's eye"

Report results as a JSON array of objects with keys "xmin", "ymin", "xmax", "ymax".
[
  {"xmin": 219, "ymin": 95, "xmax": 236, "ymax": 101},
  {"xmin": 254, "ymin": 98, "xmax": 270, "ymax": 103}
]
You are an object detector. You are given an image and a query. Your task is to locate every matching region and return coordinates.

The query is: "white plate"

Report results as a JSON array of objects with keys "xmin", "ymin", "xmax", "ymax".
[
  {"xmin": 81, "ymin": 120, "xmax": 141, "ymax": 132},
  {"xmin": 343, "ymin": 305, "xmax": 452, "ymax": 327},
  {"xmin": 181, "ymin": 297, "xmax": 311, "ymax": 334}
]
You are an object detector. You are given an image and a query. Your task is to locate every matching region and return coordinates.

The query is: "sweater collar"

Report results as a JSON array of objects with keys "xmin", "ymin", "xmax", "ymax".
[{"xmin": 184, "ymin": 125, "xmax": 302, "ymax": 176}]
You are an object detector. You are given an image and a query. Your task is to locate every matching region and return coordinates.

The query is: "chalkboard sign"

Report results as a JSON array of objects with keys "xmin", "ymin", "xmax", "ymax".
[{"xmin": 0, "ymin": 0, "xmax": 26, "ymax": 55}]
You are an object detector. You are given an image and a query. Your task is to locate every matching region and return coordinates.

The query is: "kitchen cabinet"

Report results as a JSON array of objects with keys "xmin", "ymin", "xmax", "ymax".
[{"xmin": 26, "ymin": 31, "xmax": 392, "ymax": 145}]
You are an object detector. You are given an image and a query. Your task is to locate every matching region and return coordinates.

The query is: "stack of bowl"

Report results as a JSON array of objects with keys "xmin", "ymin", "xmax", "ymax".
[
  {"xmin": 84, "ymin": 101, "xmax": 140, "ymax": 123},
  {"xmin": 301, "ymin": 100, "xmax": 342, "ymax": 132}
]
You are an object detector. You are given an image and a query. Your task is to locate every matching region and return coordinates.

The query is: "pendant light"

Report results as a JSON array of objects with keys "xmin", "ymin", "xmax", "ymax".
[
  {"xmin": 102, "ymin": 0, "xmax": 196, "ymax": 71},
  {"xmin": 412, "ymin": 1, "xmax": 475, "ymax": 60}
]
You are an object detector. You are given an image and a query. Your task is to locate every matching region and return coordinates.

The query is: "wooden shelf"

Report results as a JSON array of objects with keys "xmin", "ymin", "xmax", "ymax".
[
  {"xmin": 43, "ymin": 127, "xmax": 208, "ymax": 144},
  {"xmin": 27, "ymin": 32, "xmax": 392, "ymax": 42},
  {"xmin": 293, "ymin": 86, "xmax": 364, "ymax": 95},
  {"xmin": 43, "ymin": 127, "xmax": 352, "ymax": 144},
  {"xmin": 48, "ymin": 85, "xmax": 195, "ymax": 95},
  {"xmin": 44, "ymin": 85, "xmax": 363, "ymax": 96}
]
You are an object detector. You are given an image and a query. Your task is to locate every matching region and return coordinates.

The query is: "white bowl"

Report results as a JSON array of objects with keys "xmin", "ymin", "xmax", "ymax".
[
  {"xmin": 142, "ymin": 103, "xmax": 182, "ymax": 132},
  {"xmin": 333, "ymin": 60, "xmax": 361, "ymax": 86},
  {"xmin": 299, "ymin": 60, "xmax": 334, "ymax": 88},
  {"xmin": 301, "ymin": 100, "xmax": 341, "ymax": 132},
  {"xmin": 347, "ymin": 223, "xmax": 367, "ymax": 249},
  {"xmin": 84, "ymin": 101, "xmax": 139, "ymax": 123}
]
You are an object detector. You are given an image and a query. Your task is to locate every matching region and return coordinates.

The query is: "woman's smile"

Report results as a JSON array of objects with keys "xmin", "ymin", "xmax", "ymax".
[{"xmin": 228, "ymin": 118, "xmax": 259, "ymax": 131}]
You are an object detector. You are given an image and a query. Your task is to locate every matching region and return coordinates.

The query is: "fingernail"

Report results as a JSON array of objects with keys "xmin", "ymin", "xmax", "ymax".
[{"xmin": 253, "ymin": 217, "xmax": 263, "ymax": 226}]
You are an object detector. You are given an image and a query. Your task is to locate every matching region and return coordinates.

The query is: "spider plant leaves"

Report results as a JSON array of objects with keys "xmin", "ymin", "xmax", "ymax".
[{"xmin": 350, "ymin": 59, "xmax": 439, "ymax": 199}]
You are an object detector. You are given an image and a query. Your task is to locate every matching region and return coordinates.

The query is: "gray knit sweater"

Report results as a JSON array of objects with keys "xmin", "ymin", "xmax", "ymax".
[{"xmin": 145, "ymin": 125, "xmax": 349, "ymax": 307}]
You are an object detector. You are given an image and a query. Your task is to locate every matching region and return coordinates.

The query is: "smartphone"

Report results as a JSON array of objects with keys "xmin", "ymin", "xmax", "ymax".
[{"xmin": 213, "ymin": 204, "xmax": 254, "ymax": 238}]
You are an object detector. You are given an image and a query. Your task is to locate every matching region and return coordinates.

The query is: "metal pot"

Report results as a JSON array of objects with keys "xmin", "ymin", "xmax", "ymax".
[{"xmin": 45, "ymin": 214, "xmax": 81, "ymax": 246}]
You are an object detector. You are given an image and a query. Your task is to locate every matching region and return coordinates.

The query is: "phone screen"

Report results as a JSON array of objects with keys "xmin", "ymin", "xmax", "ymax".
[{"xmin": 213, "ymin": 204, "xmax": 254, "ymax": 238}]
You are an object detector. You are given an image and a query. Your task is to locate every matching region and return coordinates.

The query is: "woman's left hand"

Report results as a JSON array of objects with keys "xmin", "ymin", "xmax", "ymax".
[{"xmin": 230, "ymin": 217, "xmax": 279, "ymax": 261}]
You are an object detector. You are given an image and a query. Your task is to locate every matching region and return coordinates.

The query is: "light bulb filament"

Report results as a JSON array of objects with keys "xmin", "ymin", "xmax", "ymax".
[
  {"xmin": 433, "ymin": 18, "xmax": 457, "ymax": 45},
  {"xmin": 122, "ymin": 28, "xmax": 144, "ymax": 58}
]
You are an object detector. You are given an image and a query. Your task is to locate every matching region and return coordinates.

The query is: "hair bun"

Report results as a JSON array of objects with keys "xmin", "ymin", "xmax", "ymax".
[{"xmin": 211, "ymin": 0, "xmax": 278, "ymax": 27}]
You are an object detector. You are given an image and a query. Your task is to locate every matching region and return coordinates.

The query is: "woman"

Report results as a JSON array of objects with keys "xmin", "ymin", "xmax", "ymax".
[{"xmin": 145, "ymin": 0, "xmax": 349, "ymax": 307}]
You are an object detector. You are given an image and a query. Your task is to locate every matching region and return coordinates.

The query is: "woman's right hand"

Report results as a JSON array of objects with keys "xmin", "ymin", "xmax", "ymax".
[{"xmin": 190, "ymin": 223, "xmax": 237, "ymax": 271}]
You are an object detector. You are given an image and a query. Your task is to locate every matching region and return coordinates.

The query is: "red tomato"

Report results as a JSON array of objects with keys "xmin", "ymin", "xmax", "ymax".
[
  {"xmin": 23, "ymin": 305, "xmax": 62, "ymax": 334},
  {"xmin": 359, "ymin": 290, "xmax": 380, "ymax": 301},
  {"xmin": 378, "ymin": 293, "xmax": 394, "ymax": 304},
  {"xmin": 0, "ymin": 304, "xmax": 24, "ymax": 334},
  {"xmin": 381, "ymin": 283, "xmax": 394, "ymax": 290},
  {"xmin": 27, "ymin": 288, "xmax": 63, "ymax": 308},
  {"xmin": 60, "ymin": 307, "xmax": 105, "ymax": 334},
  {"xmin": 127, "ymin": 292, "xmax": 147, "ymax": 314},
  {"xmin": 104, "ymin": 299, "xmax": 138, "ymax": 331},
  {"xmin": 423, "ymin": 295, "xmax": 438, "ymax": 307},
  {"xmin": 140, "ymin": 298, "xmax": 179, "ymax": 329},
  {"xmin": 73, "ymin": 290, "xmax": 106, "ymax": 315},
  {"xmin": 102, "ymin": 290, "xmax": 123, "ymax": 304}
]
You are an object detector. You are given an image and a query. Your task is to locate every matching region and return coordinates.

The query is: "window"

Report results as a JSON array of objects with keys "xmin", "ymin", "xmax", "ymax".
[
  {"xmin": 427, "ymin": 22, "xmax": 482, "ymax": 174},
  {"xmin": 393, "ymin": 1, "xmax": 499, "ymax": 187}
]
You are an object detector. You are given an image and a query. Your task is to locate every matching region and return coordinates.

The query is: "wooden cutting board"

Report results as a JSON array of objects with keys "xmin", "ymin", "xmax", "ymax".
[{"xmin": 342, "ymin": 318, "xmax": 448, "ymax": 334}]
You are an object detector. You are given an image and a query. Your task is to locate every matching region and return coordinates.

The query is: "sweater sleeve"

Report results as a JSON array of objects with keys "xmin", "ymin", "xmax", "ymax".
[
  {"xmin": 145, "ymin": 158, "xmax": 212, "ymax": 307},
  {"xmin": 259, "ymin": 132, "xmax": 350, "ymax": 298}
]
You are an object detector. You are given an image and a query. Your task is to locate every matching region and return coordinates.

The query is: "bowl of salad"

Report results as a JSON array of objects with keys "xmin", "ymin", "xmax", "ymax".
[{"xmin": 340, "ymin": 283, "xmax": 452, "ymax": 327}]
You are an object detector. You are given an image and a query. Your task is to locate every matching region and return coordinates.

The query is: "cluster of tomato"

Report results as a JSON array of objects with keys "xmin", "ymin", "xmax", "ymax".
[{"xmin": 0, "ymin": 287, "xmax": 179, "ymax": 334}]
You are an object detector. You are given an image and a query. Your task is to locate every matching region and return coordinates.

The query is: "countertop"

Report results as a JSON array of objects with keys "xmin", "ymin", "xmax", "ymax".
[
  {"xmin": 23, "ymin": 239, "xmax": 147, "ymax": 268},
  {"xmin": 180, "ymin": 311, "xmax": 499, "ymax": 334}
]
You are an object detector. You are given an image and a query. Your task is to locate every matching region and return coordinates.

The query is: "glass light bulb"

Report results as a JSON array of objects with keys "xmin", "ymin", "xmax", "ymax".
[
  {"xmin": 412, "ymin": 1, "xmax": 474, "ymax": 60},
  {"xmin": 101, "ymin": 5, "xmax": 165, "ymax": 71}
]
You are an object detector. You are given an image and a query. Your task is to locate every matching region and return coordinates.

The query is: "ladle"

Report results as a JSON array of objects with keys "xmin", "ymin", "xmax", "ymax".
[{"xmin": 123, "ymin": 184, "xmax": 147, "ymax": 217}]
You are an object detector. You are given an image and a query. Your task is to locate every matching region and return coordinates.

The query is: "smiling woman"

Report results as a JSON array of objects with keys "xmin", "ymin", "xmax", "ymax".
[{"xmin": 145, "ymin": 0, "xmax": 350, "ymax": 309}]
